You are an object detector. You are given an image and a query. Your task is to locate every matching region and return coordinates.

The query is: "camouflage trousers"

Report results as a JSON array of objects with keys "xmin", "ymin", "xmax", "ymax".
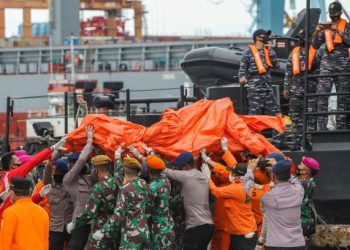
[
  {"xmin": 247, "ymin": 76, "xmax": 281, "ymax": 115},
  {"xmin": 317, "ymin": 68, "xmax": 350, "ymax": 130},
  {"xmin": 118, "ymin": 231, "xmax": 150, "ymax": 250},
  {"xmin": 151, "ymin": 231, "xmax": 175, "ymax": 250},
  {"xmin": 289, "ymin": 77, "xmax": 317, "ymax": 148}
]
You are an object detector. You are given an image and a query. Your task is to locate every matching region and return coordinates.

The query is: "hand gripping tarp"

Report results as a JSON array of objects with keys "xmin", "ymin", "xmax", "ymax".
[{"xmin": 66, "ymin": 98, "xmax": 285, "ymax": 161}]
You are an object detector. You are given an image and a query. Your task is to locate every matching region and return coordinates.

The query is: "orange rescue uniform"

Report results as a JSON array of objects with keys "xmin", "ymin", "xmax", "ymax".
[
  {"xmin": 210, "ymin": 150, "xmax": 237, "ymax": 250},
  {"xmin": 0, "ymin": 198, "xmax": 49, "ymax": 250},
  {"xmin": 209, "ymin": 178, "xmax": 257, "ymax": 236},
  {"xmin": 31, "ymin": 180, "xmax": 50, "ymax": 216},
  {"xmin": 249, "ymin": 183, "xmax": 271, "ymax": 236}
]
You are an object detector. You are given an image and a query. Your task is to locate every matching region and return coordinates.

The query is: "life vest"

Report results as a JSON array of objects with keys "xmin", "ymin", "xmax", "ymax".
[
  {"xmin": 291, "ymin": 46, "xmax": 317, "ymax": 75},
  {"xmin": 248, "ymin": 45, "xmax": 273, "ymax": 74},
  {"xmin": 324, "ymin": 18, "xmax": 347, "ymax": 53}
]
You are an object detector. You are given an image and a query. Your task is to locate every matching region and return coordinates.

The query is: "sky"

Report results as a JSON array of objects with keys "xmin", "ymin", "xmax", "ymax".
[{"xmin": 4, "ymin": 0, "xmax": 350, "ymax": 38}]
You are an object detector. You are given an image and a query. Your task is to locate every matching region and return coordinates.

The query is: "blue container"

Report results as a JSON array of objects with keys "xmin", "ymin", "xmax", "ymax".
[{"xmin": 64, "ymin": 37, "xmax": 79, "ymax": 46}]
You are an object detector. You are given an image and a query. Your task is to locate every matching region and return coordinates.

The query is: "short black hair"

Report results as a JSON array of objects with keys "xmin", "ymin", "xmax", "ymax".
[
  {"xmin": 96, "ymin": 164, "xmax": 112, "ymax": 174},
  {"xmin": 310, "ymin": 168, "xmax": 318, "ymax": 177},
  {"xmin": 275, "ymin": 171, "xmax": 291, "ymax": 182},
  {"xmin": 148, "ymin": 168, "xmax": 162, "ymax": 176},
  {"xmin": 13, "ymin": 189, "xmax": 31, "ymax": 197},
  {"xmin": 1, "ymin": 152, "xmax": 14, "ymax": 171},
  {"xmin": 124, "ymin": 166, "xmax": 140, "ymax": 176}
]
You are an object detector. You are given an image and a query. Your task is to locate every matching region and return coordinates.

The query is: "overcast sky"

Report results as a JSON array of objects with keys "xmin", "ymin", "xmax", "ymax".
[{"xmin": 4, "ymin": 0, "xmax": 350, "ymax": 38}]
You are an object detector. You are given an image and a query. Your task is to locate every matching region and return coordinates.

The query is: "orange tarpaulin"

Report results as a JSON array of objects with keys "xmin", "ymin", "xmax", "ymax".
[{"xmin": 66, "ymin": 98, "xmax": 284, "ymax": 161}]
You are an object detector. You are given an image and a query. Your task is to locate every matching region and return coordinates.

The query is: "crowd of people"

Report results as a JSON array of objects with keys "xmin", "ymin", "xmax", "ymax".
[
  {"xmin": 239, "ymin": 1, "xmax": 350, "ymax": 150},
  {"xmin": 4, "ymin": 1, "xmax": 350, "ymax": 250},
  {"xmin": 0, "ymin": 124, "xmax": 320, "ymax": 250}
]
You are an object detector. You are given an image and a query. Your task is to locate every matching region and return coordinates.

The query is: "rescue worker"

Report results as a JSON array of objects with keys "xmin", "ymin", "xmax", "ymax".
[
  {"xmin": 33, "ymin": 159, "xmax": 72, "ymax": 250},
  {"xmin": 312, "ymin": 1, "xmax": 350, "ymax": 130},
  {"xmin": 70, "ymin": 154, "xmax": 121, "ymax": 250},
  {"xmin": 63, "ymin": 126, "xmax": 97, "ymax": 250},
  {"xmin": 0, "ymin": 178, "xmax": 49, "ymax": 250},
  {"xmin": 0, "ymin": 139, "xmax": 65, "ymax": 216},
  {"xmin": 260, "ymin": 160, "xmax": 305, "ymax": 250},
  {"xmin": 94, "ymin": 157, "xmax": 151, "ymax": 249},
  {"xmin": 164, "ymin": 151, "xmax": 214, "ymax": 250},
  {"xmin": 146, "ymin": 155, "xmax": 175, "ymax": 250},
  {"xmin": 284, "ymin": 29, "xmax": 318, "ymax": 150},
  {"xmin": 238, "ymin": 29, "xmax": 280, "ymax": 116},
  {"xmin": 200, "ymin": 138, "xmax": 236, "ymax": 250},
  {"xmin": 207, "ymin": 163, "xmax": 257, "ymax": 250},
  {"xmin": 296, "ymin": 157, "xmax": 320, "ymax": 245}
]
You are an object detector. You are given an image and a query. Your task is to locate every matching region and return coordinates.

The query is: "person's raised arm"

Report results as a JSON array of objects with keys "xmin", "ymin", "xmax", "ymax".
[{"xmin": 63, "ymin": 126, "xmax": 94, "ymax": 186}]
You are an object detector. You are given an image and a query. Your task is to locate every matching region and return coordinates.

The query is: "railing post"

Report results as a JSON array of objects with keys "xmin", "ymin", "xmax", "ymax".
[
  {"xmin": 73, "ymin": 92, "xmax": 78, "ymax": 128},
  {"xmin": 179, "ymin": 85, "xmax": 185, "ymax": 108},
  {"xmin": 4, "ymin": 96, "xmax": 11, "ymax": 153},
  {"xmin": 302, "ymin": 0, "xmax": 311, "ymax": 151},
  {"xmin": 126, "ymin": 89, "xmax": 131, "ymax": 121},
  {"xmin": 64, "ymin": 92, "xmax": 68, "ymax": 134}
]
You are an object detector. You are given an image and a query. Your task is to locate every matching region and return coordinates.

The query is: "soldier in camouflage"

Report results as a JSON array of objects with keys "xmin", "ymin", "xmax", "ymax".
[
  {"xmin": 128, "ymin": 146, "xmax": 175, "ymax": 250},
  {"xmin": 168, "ymin": 166, "xmax": 186, "ymax": 249},
  {"xmin": 69, "ymin": 154, "xmax": 122, "ymax": 250},
  {"xmin": 238, "ymin": 29, "xmax": 280, "ymax": 116},
  {"xmin": 311, "ymin": 1, "xmax": 350, "ymax": 130},
  {"xmin": 93, "ymin": 156, "xmax": 151, "ymax": 250},
  {"xmin": 295, "ymin": 157, "xmax": 320, "ymax": 240},
  {"xmin": 145, "ymin": 155, "xmax": 175, "ymax": 250},
  {"xmin": 283, "ymin": 30, "xmax": 319, "ymax": 150}
]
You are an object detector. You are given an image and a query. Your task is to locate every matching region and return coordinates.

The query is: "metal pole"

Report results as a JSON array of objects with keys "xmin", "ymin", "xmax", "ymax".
[
  {"xmin": 240, "ymin": 84, "xmax": 245, "ymax": 114},
  {"xmin": 70, "ymin": 34, "xmax": 75, "ymax": 84},
  {"xmin": 126, "ymin": 89, "xmax": 131, "ymax": 121},
  {"xmin": 179, "ymin": 85, "xmax": 185, "ymax": 108},
  {"xmin": 302, "ymin": 0, "xmax": 311, "ymax": 151},
  {"xmin": 73, "ymin": 92, "xmax": 78, "ymax": 128},
  {"xmin": 4, "ymin": 97, "xmax": 11, "ymax": 153},
  {"xmin": 64, "ymin": 92, "xmax": 68, "ymax": 134}
]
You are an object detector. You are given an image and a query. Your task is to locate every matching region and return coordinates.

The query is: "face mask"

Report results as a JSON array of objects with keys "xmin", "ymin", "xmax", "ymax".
[
  {"xmin": 299, "ymin": 38, "xmax": 305, "ymax": 47},
  {"xmin": 229, "ymin": 174, "xmax": 234, "ymax": 183},
  {"xmin": 330, "ymin": 15, "xmax": 340, "ymax": 22},
  {"xmin": 53, "ymin": 174, "xmax": 64, "ymax": 183}
]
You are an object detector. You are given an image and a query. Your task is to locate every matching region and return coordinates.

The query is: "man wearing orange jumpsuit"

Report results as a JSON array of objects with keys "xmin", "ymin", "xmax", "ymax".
[
  {"xmin": 201, "ymin": 138, "xmax": 237, "ymax": 250},
  {"xmin": 0, "ymin": 177, "xmax": 49, "ymax": 250},
  {"xmin": 206, "ymin": 162, "xmax": 257, "ymax": 250}
]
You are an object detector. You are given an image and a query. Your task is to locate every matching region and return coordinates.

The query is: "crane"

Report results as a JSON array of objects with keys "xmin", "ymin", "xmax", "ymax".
[{"xmin": 0, "ymin": 0, "xmax": 144, "ymax": 42}]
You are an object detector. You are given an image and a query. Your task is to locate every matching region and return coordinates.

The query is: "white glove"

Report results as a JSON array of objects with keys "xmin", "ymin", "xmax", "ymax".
[
  {"xmin": 128, "ymin": 146, "xmax": 142, "ymax": 160},
  {"xmin": 142, "ymin": 144, "xmax": 154, "ymax": 155},
  {"xmin": 0, "ymin": 189, "xmax": 10, "ymax": 201},
  {"xmin": 39, "ymin": 184, "xmax": 52, "ymax": 197},
  {"xmin": 115, "ymin": 146, "xmax": 124, "ymax": 159},
  {"xmin": 220, "ymin": 137, "xmax": 228, "ymax": 151},
  {"xmin": 201, "ymin": 163, "xmax": 211, "ymax": 179},
  {"xmin": 86, "ymin": 126, "xmax": 95, "ymax": 142},
  {"xmin": 92, "ymin": 230, "xmax": 104, "ymax": 241},
  {"xmin": 52, "ymin": 136, "xmax": 67, "ymax": 151},
  {"xmin": 200, "ymin": 148, "xmax": 211, "ymax": 163},
  {"xmin": 66, "ymin": 221, "xmax": 74, "ymax": 234}
]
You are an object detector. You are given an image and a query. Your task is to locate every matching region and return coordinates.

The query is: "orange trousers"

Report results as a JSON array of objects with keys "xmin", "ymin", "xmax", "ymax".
[{"xmin": 211, "ymin": 229, "xmax": 231, "ymax": 250}]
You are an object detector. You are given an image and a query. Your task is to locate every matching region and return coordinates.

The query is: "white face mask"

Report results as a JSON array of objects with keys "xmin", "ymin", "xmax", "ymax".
[{"xmin": 229, "ymin": 174, "xmax": 235, "ymax": 183}]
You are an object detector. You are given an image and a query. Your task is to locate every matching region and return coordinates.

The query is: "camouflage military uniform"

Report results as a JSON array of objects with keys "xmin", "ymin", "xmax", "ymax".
[
  {"xmin": 149, "ymin": 173, "xmax": 175, "ymax": 250},
  {"xmin": 238, "ymin": 47, "xmax": 280, "ymax": 115},
  {"xmin": 300, "ymin": 178, "xmax": 316, "ymax": 236},
  {"xmin": 312, "ymin": 22, "xmax": 350, "ymax": 130},
  {"xmin": 101, "ymin": 160, "xmax": 151, "ymax": 250},
  {"xmin": 284, "ymin": 47, "xmax": 319, "ymax": 149},
  {"xmin": 168, "ymin": 165, "xmax": 186, "ymax": 250},
  {"xmin": 74, "ymin": 170, "xmax": 121, "ymax": 250}
]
